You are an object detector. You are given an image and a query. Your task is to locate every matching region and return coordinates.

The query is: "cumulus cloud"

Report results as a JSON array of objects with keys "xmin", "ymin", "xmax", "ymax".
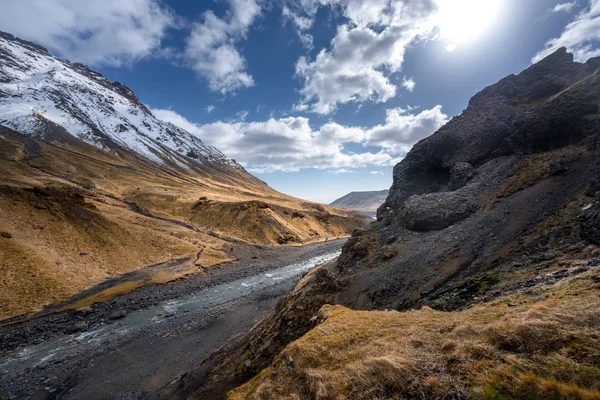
[
  {"xmin": 534, "ymin": 0, "xmax": 600, "ymax": 63},
  {"xmin": 184, "ymin": 0, "xmax": 260, "ymax": 94},
  {"xmin": 206, "ymin": 105, "xmax": 216, "ymax": 114},
  {"xmin": 151, "ymin": 108, "xmax": 200, "ymax": 133},
  {"xmin": 151, "ymin": 104, "xmax": 446, "ymax": 173},
  {"xmin": 0, "ymin": 0, "xmax": 178, "ymax": 67},
  {"xmin": 292, "ymin": 0, "xmax": 439, "ymax": 114},
  {"xmin": 365, "ymin": 105, "xmax": 448, "ymax": 153},
  {"xmin": 329, "ymin": 168, "xmax": 356, "ymax": 174}
]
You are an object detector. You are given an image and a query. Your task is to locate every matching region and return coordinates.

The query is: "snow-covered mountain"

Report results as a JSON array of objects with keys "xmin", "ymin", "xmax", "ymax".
[{"xmin": 0, "ymin": 31, "xmax": 239, "ymax": 170}]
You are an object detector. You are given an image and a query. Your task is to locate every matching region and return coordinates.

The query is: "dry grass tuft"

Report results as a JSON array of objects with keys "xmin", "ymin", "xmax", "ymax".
[{"xmin": 229, "ymin": 269, "xmax": 600, "ymax": 400}]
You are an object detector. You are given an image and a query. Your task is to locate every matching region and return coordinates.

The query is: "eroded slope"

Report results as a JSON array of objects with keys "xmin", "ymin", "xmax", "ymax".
[{"xmin": 159, "ymin": 48, "xmax": 600, "ymax": 400}]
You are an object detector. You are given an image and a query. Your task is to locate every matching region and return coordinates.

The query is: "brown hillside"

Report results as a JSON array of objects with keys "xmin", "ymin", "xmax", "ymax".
[{"xmin": 0, "ymin": 127, "xmax": 366, "ymax": 320}]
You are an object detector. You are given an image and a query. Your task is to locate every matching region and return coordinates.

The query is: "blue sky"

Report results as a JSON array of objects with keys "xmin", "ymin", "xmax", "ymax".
[{"xmin": 1, "ymin": 0, "xmax": 599, "ymax": 202}]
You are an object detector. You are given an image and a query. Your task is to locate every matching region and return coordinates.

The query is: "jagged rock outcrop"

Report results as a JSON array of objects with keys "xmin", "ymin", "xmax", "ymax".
[
  {"xmin": 342, "ymin": 48, "xmax": 600, "ymax": 310},
  {"xmin": 379, "ymin": 48, "xmax": 599, "ymax": 221},
  {"xmin": 154, "ymin": 48, "xmax": 600, "ymax": 400}
]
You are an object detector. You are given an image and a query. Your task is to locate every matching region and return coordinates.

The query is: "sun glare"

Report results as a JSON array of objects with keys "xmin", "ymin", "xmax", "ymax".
[{"xmin": 437, "ymin": 0, "xmax": 502, "ymax": 50}]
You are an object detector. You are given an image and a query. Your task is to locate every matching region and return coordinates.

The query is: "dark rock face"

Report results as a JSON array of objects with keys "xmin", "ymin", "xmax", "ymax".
[
  {"xmin": 163, "ymin": 48, "xmax": 600, "ymax": 400},
  {"xmin": 378, "ymin": 48, "xmax": 600, "ymax": 220},
  {"xmin": 449, "ymin": 162, "xmax": 475, "ymax": 190},
  {"xmin": 343, "ymin": 48, "xmax": 600, "ymax": 311},
  {"xmin": 399, "ymin": 192, "xmax": 478, "ymax": 232},
  {"xmin": 580, "ymin": 202, "xmax": 600, "ymax": 245}
]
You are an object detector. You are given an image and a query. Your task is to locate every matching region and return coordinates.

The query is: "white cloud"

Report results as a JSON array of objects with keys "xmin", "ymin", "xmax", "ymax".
[
  {"xmin": 534, "ymin": 0, "xmax": 600, "ymax": 63},
  {"xmin": 292, "ymin": 0, "xmax": 439, "ymax": 114},
  {"xmin": 184, "ymin": 0, "xmax": 260, "ymax": 94},
  {"xmin": 0, "ymin": 0, "xmax": 178, "ymax": 67},
  {"xmin": 551, "ymin": 2, "xmax": 578, "ymax": 14},
  {"xmin": 329, "ymin": 168, "xmax": 356, "ymax": 174},
  {"xmin": 365, "ymin": 105, "xmax": 448, "ymax": 153},
  {"xmin": 282, "ymin": 5, "xmax": 315, "ymax": 50},
  {"xmin": 401, "ymin": 77, "xmax": 416, "ymax": 92},
  {"xmin": 151, "ymin": 104, "xmax": 446, "ymax": 173},
  {"xmin": 370, "ymin": 171, "xmax": 384, "ymax": 175},
  {"xmin": 236, "ymin": 110, "xmax": 250, "ymax": 120},
  {"xmin": 206, "ymin": 105, "xmax": 216, "ymax": 114},
  {"xmin": 151, "ymin": 108, "xmax": 200, "ymax": 133}
]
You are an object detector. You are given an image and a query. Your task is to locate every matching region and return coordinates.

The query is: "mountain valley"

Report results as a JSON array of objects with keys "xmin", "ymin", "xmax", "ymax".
[
  {"xmin": 0, "ymin": 31, "xmax": 366, "ymax": 321},
  {"xmin": 1, "ymin": 6, "xmax": 600, "ymax": 399},
  {"xmin": 156, "ymin": 48, "xmax": 600, "ymax": 400}
]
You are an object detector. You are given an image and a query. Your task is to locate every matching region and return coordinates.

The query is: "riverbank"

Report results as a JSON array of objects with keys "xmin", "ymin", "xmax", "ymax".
[{"xmin": 0, "ymin": 239, "xmax": 346, "ymax": 399}]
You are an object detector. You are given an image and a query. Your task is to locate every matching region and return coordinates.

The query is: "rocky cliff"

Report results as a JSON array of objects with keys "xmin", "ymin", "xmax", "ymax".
[
  {"xmin": 338, "ymin": 47, "xmax": 599, "ymax": 311},
  {"xmin": 160, "ymin": 48, "xmax": 600, "ymax": 399}
]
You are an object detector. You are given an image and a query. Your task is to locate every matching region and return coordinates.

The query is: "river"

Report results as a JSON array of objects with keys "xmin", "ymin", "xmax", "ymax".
[{"xmin": 0, "ymin": 244, "xmax": 343, "ymax": 399}]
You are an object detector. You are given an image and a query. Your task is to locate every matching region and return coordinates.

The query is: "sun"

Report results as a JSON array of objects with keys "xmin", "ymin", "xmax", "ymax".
[{"xmin": 436, "ymin": 0, "xmax": 502, "ymax": 50}]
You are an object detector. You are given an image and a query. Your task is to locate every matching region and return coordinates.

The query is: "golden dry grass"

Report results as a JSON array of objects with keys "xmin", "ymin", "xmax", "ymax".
[
  {"xmin": 0, "ymin": 129, "xmax": 366, "ymax": 320},
  {"xmin": 229, "ymin": 266, "xmax": 600, "ymax": 400}
]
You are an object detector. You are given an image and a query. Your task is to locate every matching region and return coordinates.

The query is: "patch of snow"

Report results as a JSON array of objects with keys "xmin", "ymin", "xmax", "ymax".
[{"xmin": 0, "ymin": 34, "xmax": 241, "ymax": 170}]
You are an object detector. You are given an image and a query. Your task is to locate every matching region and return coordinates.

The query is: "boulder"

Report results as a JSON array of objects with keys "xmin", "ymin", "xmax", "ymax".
[
  {"xmin": 65, "ymin": 322, "xmax": 88, "ymax": 334},
  {"xmin": 399, "ymin": 192, "xmax": 479, "ymax": 232},
  {"xmin": 0, "ymin": 231, "xmax": 12, "ymax": 238},
  {"xmin": 580, "ymin": 202, "xmax": 600, "ymax": 245},
  {"xmin": 109, "ymin": 309, "xmax": 128, "ymax": 320},
  {"xmin": 548, "ymin": 160, "xmax": 567, "ymax": 176}
]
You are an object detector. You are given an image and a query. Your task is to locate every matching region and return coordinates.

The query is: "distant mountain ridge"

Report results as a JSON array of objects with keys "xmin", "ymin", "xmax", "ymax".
[{"xmin": 330, "ymin": 190, "xmax": 389, "ymax": 216}]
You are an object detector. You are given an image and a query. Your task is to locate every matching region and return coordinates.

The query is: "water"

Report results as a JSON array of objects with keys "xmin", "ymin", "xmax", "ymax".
[{"xmin": 0, "ymin": 251, "xmax": 341, "ymax": 376}]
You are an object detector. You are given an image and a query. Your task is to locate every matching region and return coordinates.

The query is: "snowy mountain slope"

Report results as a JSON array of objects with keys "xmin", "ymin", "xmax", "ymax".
[{"xmin": 0, "ymin": 31, "xmax": 238, "ymax": 170}]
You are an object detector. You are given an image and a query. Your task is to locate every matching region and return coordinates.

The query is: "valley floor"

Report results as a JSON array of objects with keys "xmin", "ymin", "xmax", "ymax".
[{"xmin": 0, "ymin": 239, "xmax": 347, "ymax": 399}]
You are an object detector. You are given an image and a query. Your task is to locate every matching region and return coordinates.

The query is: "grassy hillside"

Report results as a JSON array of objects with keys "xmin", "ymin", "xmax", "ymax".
[
  {"xmin": 230, "ymin": 261, "xmax": 600, "ymax": 400},
  {"xmin": 0, "ymin": 127, "xmax": 367, "ymax": 320}
]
